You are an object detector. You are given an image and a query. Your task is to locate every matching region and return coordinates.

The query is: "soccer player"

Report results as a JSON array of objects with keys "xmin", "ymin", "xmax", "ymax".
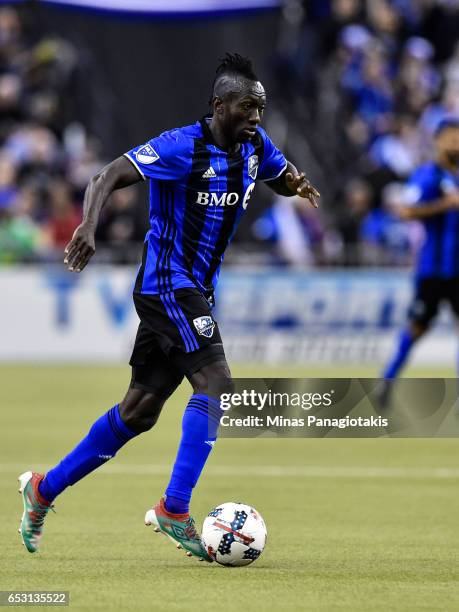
[
  {"xmin": 17, "ymin": 54, "xmax": 319, "ymax": 560},
  {"xmin": 379, "ymin": 118, "xmax": 459, "ymax": 404}
]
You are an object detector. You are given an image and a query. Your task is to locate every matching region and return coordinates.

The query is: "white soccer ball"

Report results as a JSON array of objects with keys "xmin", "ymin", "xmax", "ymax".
[{"xmin": 201, "ymin": 502, "xmax": 267, "ymax": 566}]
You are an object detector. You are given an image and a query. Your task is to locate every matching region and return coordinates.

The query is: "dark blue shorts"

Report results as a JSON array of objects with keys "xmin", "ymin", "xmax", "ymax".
[
  {"xmin": 129, "ymin": 288, "xmax": 225, "ymax": 391},
  {"xmin": 408, "ymin": 277, "xmax": 459, "ymax": 326}
]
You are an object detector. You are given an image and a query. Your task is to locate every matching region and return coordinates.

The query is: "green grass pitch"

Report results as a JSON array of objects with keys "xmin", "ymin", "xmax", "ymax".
[{"xmin": 1, "ymin": 364, "xmax": 459, "ymax": 611}]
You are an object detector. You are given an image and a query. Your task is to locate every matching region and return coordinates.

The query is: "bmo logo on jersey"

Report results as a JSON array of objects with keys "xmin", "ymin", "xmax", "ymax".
[
  {"xmin": 196, "ymin": 192, "xmax": 239, "ymax": 206},
  {"xmin": 196, "ymin": 183, "xmax": 255, "ymax": 209}
]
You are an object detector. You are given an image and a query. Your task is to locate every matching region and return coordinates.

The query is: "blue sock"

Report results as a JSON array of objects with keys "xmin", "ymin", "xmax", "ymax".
[
  {"xmin": 38, "ymin": 405, "xmax": 137, "ymax": 503},
  {"xmin": 164, "ymin": 394, "xmax": 222, "ymax": 515},
  {"xmin": 383, "ymin": 329, "xmax": 415, "ymax": 380}
]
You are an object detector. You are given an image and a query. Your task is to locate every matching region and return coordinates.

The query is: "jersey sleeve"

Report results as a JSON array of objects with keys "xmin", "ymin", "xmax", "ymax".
[
  {"xmin": 124, "ymin": 129, "xmax": 192, "ymax": 181},
  {"xmin": 256, "ymin": 127, "xmax": 288, "ymax": 182},
  {"xmin": 403, "ymin": 165, "xmax": 441, "ymax": 207}
]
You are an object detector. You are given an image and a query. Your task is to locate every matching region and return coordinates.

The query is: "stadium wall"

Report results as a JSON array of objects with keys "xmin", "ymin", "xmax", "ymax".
[
  {"xmin": 29, "ymin": 3, "xmax": 281, "ymax": 158},
  {"xmin": 0, "ymin": 267, "xmax": 454, "ymax": 365}
]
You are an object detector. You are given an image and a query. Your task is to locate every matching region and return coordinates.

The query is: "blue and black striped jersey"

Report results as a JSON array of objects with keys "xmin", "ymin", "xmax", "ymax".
[
  {"xmin": 124, "ymin": 117, "xmax": 287, "ymax": 297},
  {"xmin": 405, "ymin": 161, "xmax": 459, "ymax": 278}
]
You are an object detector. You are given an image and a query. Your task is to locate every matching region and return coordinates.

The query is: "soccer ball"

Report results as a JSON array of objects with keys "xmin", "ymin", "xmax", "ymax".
[{"xmin": 201, "ymin": 502, "xmax": 267, "ymax": 566}]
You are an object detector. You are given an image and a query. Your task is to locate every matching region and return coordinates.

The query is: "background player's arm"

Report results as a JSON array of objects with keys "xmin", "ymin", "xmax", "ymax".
[
  {"xmin": 265, "ymin": 160, "xmax": 320, "ymax": 208},
  {"xmin": 64, "ymin": 156, "xmax": 142, "ymax": 272},
  {"xmin": 399, "ymin": 190, "xmax": 459, "ymax": 220}
]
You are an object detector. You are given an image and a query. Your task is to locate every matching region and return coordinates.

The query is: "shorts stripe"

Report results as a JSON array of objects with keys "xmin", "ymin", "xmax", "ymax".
[
  {"xmin": 160, "ymin": 292, "xmax": 199, "ymax": 353},
  {"xmin": 169, "ymin": 291, "xmax": 199, "ymax": 351},
  {"xmin": 165, "ymin": 292, "xmax": 198, "ymax": 352},
  {"xmin": 160, "ymin": 293, "xmax": 192, "ymax": 352}
]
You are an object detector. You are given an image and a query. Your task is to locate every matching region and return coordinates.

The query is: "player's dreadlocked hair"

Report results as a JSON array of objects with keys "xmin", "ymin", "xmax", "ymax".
[
  {"xmin": 209, "ymin": 53, "xmax": 258, "ymax": 105},
  {"xmin": 214, "ymin": 52, "xmax": 258, "ymax": 82}
]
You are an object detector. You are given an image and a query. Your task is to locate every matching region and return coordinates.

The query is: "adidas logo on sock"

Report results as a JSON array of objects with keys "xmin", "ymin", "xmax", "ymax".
[{"xmin": 202, "ymin": 167, "xmax": 217, "ymax": 179}]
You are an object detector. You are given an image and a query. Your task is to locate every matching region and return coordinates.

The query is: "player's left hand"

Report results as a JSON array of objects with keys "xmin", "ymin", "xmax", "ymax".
[{"xmin": 285, "ymin": 172, "xmax": 320, "ymax": 208}]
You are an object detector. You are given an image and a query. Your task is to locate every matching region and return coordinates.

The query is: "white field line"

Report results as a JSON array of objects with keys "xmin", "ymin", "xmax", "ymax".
[{"xmin": 2, "ymin": 463, "xmax": 459, "ymax": 479}]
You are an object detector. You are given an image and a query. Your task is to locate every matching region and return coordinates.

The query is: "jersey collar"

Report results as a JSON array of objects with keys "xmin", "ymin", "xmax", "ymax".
[{"xmin": 199, "ymin": 115, "xmax": 241, "ymax": 155}]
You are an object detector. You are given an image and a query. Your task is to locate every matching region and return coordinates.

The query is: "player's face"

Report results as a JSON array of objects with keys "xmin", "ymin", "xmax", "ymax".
[
  {"xmin": 225, "ymin": 82, "xmax": 266, "ymax": 143},
  {"xmin": 437, "ymin": 127, "xmax": 459, "ymax": 166}
]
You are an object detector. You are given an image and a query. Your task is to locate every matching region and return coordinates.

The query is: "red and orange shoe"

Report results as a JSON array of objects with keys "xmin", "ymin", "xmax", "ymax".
[
  {"xmin": 18, "ymin": 471, "xmax": 55, "ymax": 553},
  {"xmin": 145, "ymin": 498, "xmax": 212, "ymax": 562}
]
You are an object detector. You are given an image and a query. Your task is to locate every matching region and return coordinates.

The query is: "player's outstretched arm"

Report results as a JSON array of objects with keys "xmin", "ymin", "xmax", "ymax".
[
  {"xmin": 398, "ymin": 191, "xmax": 459, "ymax": 220},
  {"xmin": 64, "ymin": 156, "xmax": 142, "ymax": 272},
  {"xmin": 265, "ymin": 161, "xmax": 320, "ymax": 208}
]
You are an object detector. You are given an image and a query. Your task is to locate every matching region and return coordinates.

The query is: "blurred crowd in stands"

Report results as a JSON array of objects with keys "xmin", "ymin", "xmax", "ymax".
[
  {"xmin": 0, "ymin": 1, "xmax": 458, "ymax": 266},
  {"xmin": 263, "ymin": 0, "xmax": 459, "ymax": 265},
  {"xmin": 0, "ymin": 4, "xmax": 145, "ymax": 264}
]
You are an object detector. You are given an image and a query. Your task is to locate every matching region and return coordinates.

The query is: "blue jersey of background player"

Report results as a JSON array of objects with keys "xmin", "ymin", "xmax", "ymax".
[
  {"xmin": 17, "ymin": 54, "xmax": 319, "ymax": 560},
  {"xmin": 380, "ymin": 118, "xmax": 459, "ymax": 404}
]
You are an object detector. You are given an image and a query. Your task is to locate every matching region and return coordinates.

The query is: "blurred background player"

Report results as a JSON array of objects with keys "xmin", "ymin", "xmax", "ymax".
[
  {"xmin": 17, "ymin": 53, "xmax": 319, "ymax": 559},
  {"xmin": 380, "ymin": 118, "xmax": 459, "ymax": 405}
]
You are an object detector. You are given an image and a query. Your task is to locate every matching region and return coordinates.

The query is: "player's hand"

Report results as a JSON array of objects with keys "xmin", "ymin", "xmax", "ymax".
[
  {"xmin": 285, "ymin": 172, "xmax": 320, "ymax": 208},
  {"xmin": 64, "ymin": 222, "xmax": 96, "ymax": 272}
]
